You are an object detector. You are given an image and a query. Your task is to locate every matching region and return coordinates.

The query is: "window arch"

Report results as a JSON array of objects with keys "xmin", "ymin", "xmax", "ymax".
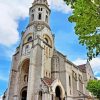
[
  {"xmin": 38, "ymin": 13, "xmax": 42, "ymax": 20},
  {"xmin": 46, "ymin": 72, "xmax": 48, "ymax": 76},
  {"xmin": 44, "ymin": 38, "xmax": 48, "ymax": 43},
  {"xmin": 38, "ymin": 8, "xmax": 40, "ymax": 11},
  {"xmin": 31, "ymin": 14, "xmax": 34, "ymax": 21},
  {"xmin": 49, "ymin": 73, "xmax": 50, "ymax": 77},
  {"xmin": 24, "ymin": 75, "xmax": 28, "ymax": 83},
  {"xmin": 45, "ymin": 15, "xmax": 48, "ymax": 23},
  {"xmin": 27, "ymin": 36, "xmax": 32, "ymax": 42},
  {"xmin": 25, "ymin": 45, "xmax": 30, "ymax": 54},
  {"xmin": 43, "ymin": 34, "xmax": 52, "ymax": 46},
  {"xmin": 38, "ymin": 8, "xmax": 43, "ymax": 11},
  {"xmin": 69, "ymin": 76, "xmax": 71, "ymax": 87}
]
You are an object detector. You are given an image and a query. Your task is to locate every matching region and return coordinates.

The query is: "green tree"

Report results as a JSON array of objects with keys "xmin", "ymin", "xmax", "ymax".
[
  {"xmin": 64, "ymin": 0, "xmax": 100, "ymax": 60},
  {"xmin": 86, "ymin": 80, "xmax": 100, "ymax": 100}
]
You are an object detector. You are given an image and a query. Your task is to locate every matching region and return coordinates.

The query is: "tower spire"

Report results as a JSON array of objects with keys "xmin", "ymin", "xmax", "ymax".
[{"xmin": 33, "ymin": 0, "xmax": 49, "ymax": 6}]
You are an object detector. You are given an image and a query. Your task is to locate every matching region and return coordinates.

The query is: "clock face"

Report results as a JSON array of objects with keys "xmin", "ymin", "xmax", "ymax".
[
  {"xmin": 36, "ymin": 24, "xmax": 44, "ymax": 31},
  {"xmin": 37, "ymin": 25, "xmax": 42, "ymax": 31}
]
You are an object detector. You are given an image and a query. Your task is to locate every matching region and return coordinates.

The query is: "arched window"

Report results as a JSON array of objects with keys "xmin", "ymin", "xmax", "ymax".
[
  {"xmin": 46, "ymin": 72, "xmax": 48, "ymax": 76},
  {"xmin": 27, "ymin": 36, "xmax": 32, "ymax": 42},
  {"xmin": 46, "ymin": 10, "xmax": 48, "ymax": 14},
  {"xmin": 38, "ymin": 13, "xmax": 42, "ymax": 20},
  {"xmin": 38, "ymin": 91, "xmax": 42, "ymax": 100},
  {"xmin": 31, "ymin": 9, "xmax": 35, "ymax": 12},
  {"xmin": 38, "ymin": 8, "xmax": 42, "ymax": 11},
  {"xmin": 49, "ymin": 73, "xmax": 50, "ymax": 77},
  {"xmin": 44, "ymin": 46, "xmax": 46, "ymax": 55},
  {"xmin": 43, "ymin": 35, "xmax": 52, "ymax": 46},
  {"xmin": 24, "ymin": 75, "xmax": 28, "ymax": 83},
  {"xmin": 44, "ymin": 38, "xmax": 48, "ymax": 43},
  {"xmin": 31, "ymin": 14, "xmax": 34, "ymax": 21},
  {"xmin": 25, "ymin": 45, "xmax": 30, "ymax": 54},
  {"xmin": 38, "ymin": 8, "xmax": 40, "ymax": 11},
  {"xmin": 45, "ymin": 15, "xmax": 48, "ymax": 23},
  {"xmin": 69, "ymin": 76, "xmax": 71, "ymax": 87}
]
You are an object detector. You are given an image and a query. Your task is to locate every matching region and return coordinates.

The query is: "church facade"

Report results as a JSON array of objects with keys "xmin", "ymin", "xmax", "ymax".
[{"xmin": 3, "ymin": 0, "xmax": 95, "ymax": 100}]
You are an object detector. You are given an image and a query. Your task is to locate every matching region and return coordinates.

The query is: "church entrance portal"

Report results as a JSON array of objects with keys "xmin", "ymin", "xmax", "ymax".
[
  {"xmin": 21, "ymin": 87, "xmax": 27, "ymax": 100},
  {"xmin": 55, "ymin": 86, "xmax": 61, "ymax": 100},
  {"xmin": 21, "ymin": 90, "xmax": 27, "ymax": 100}
]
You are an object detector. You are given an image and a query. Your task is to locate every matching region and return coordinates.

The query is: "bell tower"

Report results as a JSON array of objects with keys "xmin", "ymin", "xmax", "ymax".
[
  {"xmin": 29, "ymin": 0, "xmax": 50, "ymax": 28},
  {"xmin": 7, "ymin": 0, "xmax": 54, "ymax": 100}
]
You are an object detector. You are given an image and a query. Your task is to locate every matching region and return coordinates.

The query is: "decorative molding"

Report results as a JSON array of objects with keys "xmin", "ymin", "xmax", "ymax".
[{"xmin": 27, "ymin": 21, "xmax": 51, "ymax": 30}]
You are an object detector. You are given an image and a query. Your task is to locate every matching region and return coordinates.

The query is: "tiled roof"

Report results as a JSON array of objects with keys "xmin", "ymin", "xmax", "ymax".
[
  {"xmin": 42, "ymin": 77, "xmax": 52, "ymax": 86},
  {"xmin": 78, "ymin": 64, "xmax": 86, "ymax": 73}
]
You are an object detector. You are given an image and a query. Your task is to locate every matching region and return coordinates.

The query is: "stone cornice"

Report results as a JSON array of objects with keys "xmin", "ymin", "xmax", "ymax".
[{"xmin": 27, "ymin": 21, "xmax": 51, "ymax": 31}]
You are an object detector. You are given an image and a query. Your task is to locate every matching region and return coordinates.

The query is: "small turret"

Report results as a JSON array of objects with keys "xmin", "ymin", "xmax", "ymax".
[{"xmin": 29, "ymin": 0, "xmax": 50, "ymax": 27}]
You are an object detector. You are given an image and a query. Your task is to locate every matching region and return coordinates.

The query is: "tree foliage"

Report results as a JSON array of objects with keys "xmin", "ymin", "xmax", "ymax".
[
  {"xmin": 86, "ymin": 80, "xmax": 100, "ymax": 99},
  {"xmin": 64, "ymin": 0, "xmax": 100, "ymax": 60}
]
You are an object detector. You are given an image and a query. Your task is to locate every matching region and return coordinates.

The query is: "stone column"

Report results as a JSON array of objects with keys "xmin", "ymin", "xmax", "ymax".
[
  {"xmin": 14, "ymin": 71, "xmax": 19, "ymax": 100},
  {"xmin": 34, "ymin": 94, "xmax": 38, "ymax": 100},
  {"xmin": 77, "ymin": 72, "xmax": 79, "ymax": 91},
  {"xmin": 83, "ymin": 83, "xmax": 85, "ymax": 94},
  {"xmin": 52, "ymin": 94, "xmax": 55, "ymax": 100},
  {"xmin": 27, "ymin": 63, "xmax": 35, "ymax": 100},
  {"xmin": 49, "ymin": 94, "xmax": 52, "ymax": 100},
  {"xmin": 43, "ymin": 93, "xmax": 49, "ymax": 100},
  {"xmin": 8, "ymin": 70, "xmax": 17, "ymax": 100},
  {"xmin": 42, "ymin": 93, "xmax": 45, "ymax": 100}
]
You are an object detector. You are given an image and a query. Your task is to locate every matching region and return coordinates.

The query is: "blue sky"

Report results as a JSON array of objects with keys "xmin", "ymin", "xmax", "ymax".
[{"xmin": 0, "ymin": 0, "xmax": 100, "ymax": 97}]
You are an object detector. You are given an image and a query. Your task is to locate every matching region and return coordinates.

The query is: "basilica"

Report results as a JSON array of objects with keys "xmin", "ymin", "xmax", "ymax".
[{"xmin": 3, "ymin": 0, "xmax": 95, "ymax": 100}]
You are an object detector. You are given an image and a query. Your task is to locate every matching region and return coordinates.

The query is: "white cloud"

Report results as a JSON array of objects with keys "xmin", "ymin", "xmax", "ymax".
[
  {"xmin": 0, "ymin": 95, "xmax": 2, "ymax": 100},
  {"xmin": 0, "ymin": 0, "xmax": 71, "ymax": 47},
  {"xmin": 73, "ymin": 57, "xmax": 100, "ymax": 79},
  {"xmin": 73, "ymin": 58, "xmax": 87, "ymax": 65},
  {"xmin": 48, "ymin": 0, "xmax": 72, "ymax": 14},
  {"xmin": 96, "ymin": 77, "xmax": 100, "ymax": 80}
]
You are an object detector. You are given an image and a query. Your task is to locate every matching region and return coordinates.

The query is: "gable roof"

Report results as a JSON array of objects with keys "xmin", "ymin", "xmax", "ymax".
[
  {"xmin": 78, "ymin": 64, "xmax": 86, "ymax": 73},
  {"xmin": 41, "ymin": 77, "xmax": 52, "ymax": 86}
]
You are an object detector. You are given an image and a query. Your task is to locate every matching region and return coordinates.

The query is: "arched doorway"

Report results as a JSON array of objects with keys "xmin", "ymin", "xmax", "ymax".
[
  {"xmin": 20, "ymin": 59, "xmax": 30, "ymax": 100},
  {"xmin": 21, "ymin": 90, "xmax": 27, "ymax": 100},
  {"xmin": 21, "ymin": 87, "xmax": 27, "ymax": 100},
  {"xmin": 55, "ymin": 86, "xmax": 61, "ymax": 100},
  {"xmin": 20, "ymin": 59, "xmax": 30, "ymax": 85},
  {"xmin": 51, "ymin": 79, "xmax": 65, "ymax": 100}
]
